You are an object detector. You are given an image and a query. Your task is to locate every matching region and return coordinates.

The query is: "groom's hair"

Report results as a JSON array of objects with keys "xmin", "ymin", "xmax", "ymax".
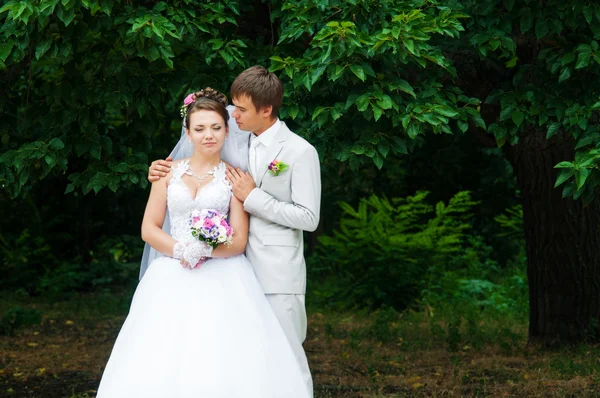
[{"xmin": 230, "ymin": 66, "xmax": 284, "ymax": 118}]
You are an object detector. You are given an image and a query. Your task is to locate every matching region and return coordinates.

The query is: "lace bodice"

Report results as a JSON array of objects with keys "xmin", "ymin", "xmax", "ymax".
[{"xmin": 167, "ymin": 160, "xmax": 232, "ymax": 244}]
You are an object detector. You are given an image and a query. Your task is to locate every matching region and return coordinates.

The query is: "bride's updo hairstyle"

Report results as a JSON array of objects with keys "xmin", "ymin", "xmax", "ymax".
[{"xmin": 184, "ymin": 87, "xmax": 230, "ymax": 128}]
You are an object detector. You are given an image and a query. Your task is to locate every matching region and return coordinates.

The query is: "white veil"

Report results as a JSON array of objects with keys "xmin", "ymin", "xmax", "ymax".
[{"xmin": 139, "ymin": 105, "xmax": 250, "ymax": 279}]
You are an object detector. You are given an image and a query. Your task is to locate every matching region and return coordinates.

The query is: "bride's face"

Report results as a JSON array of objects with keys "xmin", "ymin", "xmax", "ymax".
[{"xmin": 186, "ymin": 110, "xmax": 228, "ymax": 155}]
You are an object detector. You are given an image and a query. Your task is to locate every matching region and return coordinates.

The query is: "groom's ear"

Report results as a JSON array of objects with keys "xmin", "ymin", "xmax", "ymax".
[{"xmin": 259, "ymin": 104, "xmax": 274, "ymax": 119}]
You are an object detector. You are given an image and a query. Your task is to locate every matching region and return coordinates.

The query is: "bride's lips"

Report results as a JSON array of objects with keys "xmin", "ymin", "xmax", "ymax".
[{"xmin": 204, "ymin": 142, "xmax": 216, "ymax": 147}]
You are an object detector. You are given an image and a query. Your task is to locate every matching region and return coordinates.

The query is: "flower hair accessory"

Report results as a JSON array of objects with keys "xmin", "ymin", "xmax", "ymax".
[
  {"xmin": 180, "ymin": 93, "xmax": 196, "ymax": 118},
  {"xmin": 267, "ymin": 159, "xmax": 289, "ymax": 176},
  {"xmin": 179, "ymin": 88, "xmax": 229, "ymax": 119}
]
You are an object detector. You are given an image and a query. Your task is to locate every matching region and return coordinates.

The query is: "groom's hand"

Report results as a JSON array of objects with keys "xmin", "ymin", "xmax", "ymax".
[
  {"xmin": 148, "ymin": 156, "xmax": 173, "ymax": 182},
  {"xmin": 226, "ymin": 167, "xmax": 256, "ymax": 202}
]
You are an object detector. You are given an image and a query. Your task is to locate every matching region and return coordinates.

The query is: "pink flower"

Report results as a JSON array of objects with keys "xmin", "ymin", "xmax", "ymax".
[
  {"xmin": 203, "ymin": 219, "xmax": 215, "ymax": 229},
  {"xmin": 220, "ymin": 219, "xmax": 228, "ymax": 227},
  {"xmin": 226, "ymin": 226, "xmax": 233, "ymax": 236},
  {"xmin": 183, "ymin": 93, "xmax": 195, "ymax": 106}
]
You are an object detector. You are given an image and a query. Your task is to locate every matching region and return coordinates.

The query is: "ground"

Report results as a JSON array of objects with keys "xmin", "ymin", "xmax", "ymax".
[{"xmin": 1, "ymin": 293, "xmax": 600, "ymax": 397}]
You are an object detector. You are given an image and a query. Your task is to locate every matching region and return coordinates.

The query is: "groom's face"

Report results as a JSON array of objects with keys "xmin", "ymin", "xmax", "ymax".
[{"xmin": 232, "ymin": 95, "xmax": 270, "ymax": 134}]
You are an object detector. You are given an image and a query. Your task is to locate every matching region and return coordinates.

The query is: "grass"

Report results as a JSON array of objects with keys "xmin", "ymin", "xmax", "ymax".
[{"xmin": 1, "ymin": 291, "xmax": 600, "ymax": 397}]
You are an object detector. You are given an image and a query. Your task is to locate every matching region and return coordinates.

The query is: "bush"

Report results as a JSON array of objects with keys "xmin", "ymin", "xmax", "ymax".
[
  {"xmin": 0, "ymin": 306, "xmax": 42, "ymax": 336},
  {"xmin": 309, "ymin": 191, "xmax": 528, "ymax": 319},
  {"xmin": 38, "ymin": 234, "xmax": 141, "ymax": 297},
  {"xmin": 310, "ymin": 191, "xmax": 478, "ymax": 309}
]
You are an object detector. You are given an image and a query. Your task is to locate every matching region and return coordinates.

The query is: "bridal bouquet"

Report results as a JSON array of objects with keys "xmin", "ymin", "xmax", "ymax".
[{"xmin": 189, "ymin": 209, "xmax": 233, "ymax": 249}]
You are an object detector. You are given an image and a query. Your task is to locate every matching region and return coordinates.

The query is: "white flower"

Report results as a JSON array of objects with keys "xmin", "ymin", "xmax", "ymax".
[{"xmin": 218, "ymin": 226, "xmax": 227, "ymax": 242}]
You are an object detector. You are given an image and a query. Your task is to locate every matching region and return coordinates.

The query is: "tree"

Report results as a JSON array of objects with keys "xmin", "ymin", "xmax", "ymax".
[
  {"xmin": 269, "ymin": 0, "xmax": 600, "ymax": 345},
  {"xmin": 2, "ymin": 0, "xmax": 599, "ymax": 344}
]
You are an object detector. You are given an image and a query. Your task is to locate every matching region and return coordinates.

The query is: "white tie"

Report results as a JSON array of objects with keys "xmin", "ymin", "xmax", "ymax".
[{"xmin": 249, "ymin": 135, "xmax": 260, "ymax": 178}]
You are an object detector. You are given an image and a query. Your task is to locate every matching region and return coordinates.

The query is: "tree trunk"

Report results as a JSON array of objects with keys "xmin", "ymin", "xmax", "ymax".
[{"xmin": 507, "ymin": 130, "xmax": 600, "ymax": 345}]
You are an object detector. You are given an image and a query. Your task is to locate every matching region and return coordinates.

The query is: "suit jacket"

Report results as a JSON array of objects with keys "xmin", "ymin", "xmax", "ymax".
[{"xmin": 243, "ymin": 122, "xmax": 321, "ymax": 294}]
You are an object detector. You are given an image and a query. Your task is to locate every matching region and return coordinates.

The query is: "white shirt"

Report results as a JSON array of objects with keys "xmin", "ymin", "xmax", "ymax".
[{"xmin": 250, "ymin": 119, "xmax": 281, "ymax": 178}]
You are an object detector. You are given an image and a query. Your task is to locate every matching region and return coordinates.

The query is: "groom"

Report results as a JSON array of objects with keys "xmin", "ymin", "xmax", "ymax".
[{"xmin": 148, "ymin": 66, "xmax": 321, "ymax": 396}]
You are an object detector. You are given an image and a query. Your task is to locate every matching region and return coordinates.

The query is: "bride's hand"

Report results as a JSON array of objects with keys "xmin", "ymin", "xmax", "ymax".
[
  {"xmin": 180, "ymin": 257, "xmax": 207, "ymax": 269},
  {"xmin": 148, "ymin": 157, "xmax": 173, "ymax": 182}
]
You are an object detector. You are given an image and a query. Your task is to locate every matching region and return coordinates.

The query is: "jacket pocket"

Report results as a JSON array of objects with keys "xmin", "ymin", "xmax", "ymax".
[{"xmin": 262, "ymin": 234, "xmax": 299, "ymax": 247}]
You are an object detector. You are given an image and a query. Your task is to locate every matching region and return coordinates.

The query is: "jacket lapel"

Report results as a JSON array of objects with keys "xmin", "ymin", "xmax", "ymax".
[{"xmin": 255, "ymin": 122, "xmax": 290, "ymax": 187}]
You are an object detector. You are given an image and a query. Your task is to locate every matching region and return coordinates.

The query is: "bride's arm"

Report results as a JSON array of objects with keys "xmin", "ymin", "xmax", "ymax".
[
  {"xmin": 210, "ymin": 195, "xmax": 248, "ymax": 258},
  {"xmin": 141, "ymin": 174, "xmax": 178, "ymax": 256}
]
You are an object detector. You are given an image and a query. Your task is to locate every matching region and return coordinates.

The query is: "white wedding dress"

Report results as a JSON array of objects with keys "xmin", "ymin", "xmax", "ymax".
[{"xmin": 97, "ymin": 160, "xmax": 309, "ymax": 398}]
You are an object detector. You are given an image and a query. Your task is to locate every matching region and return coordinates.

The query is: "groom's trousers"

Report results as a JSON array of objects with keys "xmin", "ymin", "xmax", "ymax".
[{"xmin": 266, "ymin": 294, "xmax": 313, "ymax": 398}]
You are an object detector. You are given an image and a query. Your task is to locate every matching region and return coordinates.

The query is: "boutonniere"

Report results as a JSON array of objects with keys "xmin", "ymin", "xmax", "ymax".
[{"xmin": 267, "ymin": 159, "xmax": 289, "ymax": 176}]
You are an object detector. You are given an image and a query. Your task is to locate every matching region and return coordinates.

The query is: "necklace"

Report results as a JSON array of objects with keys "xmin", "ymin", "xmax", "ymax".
[{"xmin": 184, "ymin": 162, "xmax": 219, "ymax": 186}]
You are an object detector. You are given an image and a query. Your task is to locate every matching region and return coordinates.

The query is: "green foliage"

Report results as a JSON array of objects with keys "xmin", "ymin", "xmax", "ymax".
[
  {"xmin": 494, "ymin": 204, "xmax": 524, "ymax": 239},
  {"xmin": 0, "ymin": 0, "xmax": 248, "ymax": 197},
  {"xmin": 272, "ymin": 0, "xmax": 480, "ymax": 170},
  {"xmin": 462, "ymin": 0, "xmax": 600, "ymax": 201},
  {"xmin": 2, "ymin": 0, "xmax": 599, "ymax": 203},
  {"xmin": 39, "ymin": 234, "xmax": 141, "ymax": 297},
  {"xmin": 312, "ymin": 190, "xmax": 479, "ymax": 309},
  {"xmin": 0, "ymin": 0, "xmax": 482, "ymax": 199},
  {"xmin": 0, "ymin": 228, "xmax": 54, "ymax": 292},
  {"xmin": 0, "ymin": 306, "xmax": 42, "ymax": 336}
]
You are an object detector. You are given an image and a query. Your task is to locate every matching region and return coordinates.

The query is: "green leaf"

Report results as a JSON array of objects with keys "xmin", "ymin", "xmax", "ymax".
[
  {"xmin": 500, "ymin": 106, "xmax": 514, "ymax": 121},
  {"xmin": 311, "ymin": 106, "xmax": 327, "ymax": 120},
  {"xmin": 546, "ymin": 122, "xmax": 561, "ymax": 138},
  {"xmin": 311, "ymin": 64, "xmax": 327, "ymax": 84},
  {"xmin": 35, "ymin": 39, "xmax": 52, "ymax": 60},
  {"xmin": 349, "ymin": 65, "xmax": 366, "ymax": 81},
  {"xmin": 457, "ymin": 120, "xmax": 469, "ymax": 133},
  {"xmin": 372, "ymin": 104, "xmax": 383, "ymax": 121},
  {"xmin": 355, "ymin": 94, "xmax": 371, "ymax": 112},
  {"xmin": 575, "ymin": 52, "xmax": 591, "ymax": 69},
  {"xmin": 378, "ymin": 141, "xmax": 390, "ymax": 158},
  {"xmin": 44, "ymin": 155, "xmax": 56, "ymax": 167},
  {"xmin": 505, "ymin": 56, "xmax": 518, "ymax": 68},
  {"xmin": 391, "ymin": 137, "xmax": 408, "ymax": 154},
  {"xmin": 407, "ymin": 122, "xmax": 419, "ymax": 139},
  {"xmin": 393, "ymin": 80, "xmax": 416, "ymax": 98},
  {"xmin": 49, "ymin": 138, "xmax": 65, "ymax": 150},
  {"xmin": 583, "ymin": 6, "xmax": 593, "ymax": 24},
  {"xmin": 0, "ymin": 2, "xmax": 16, "ymax": 14},
  {"xmin": 57, "ymin": 5, "xmax": 75, "ymax": 26},
  {"xmin": 90, "ymin": 143, "xmax": 101, "ymax": 160},
  {"xmin": 503, "ymin": 0, "xmax": 515, "ymax": 11},
  {"xmin": 535, "ymin": 20, "xmax": 549, "ymax": 39},
  {"xmin": 373, "ymin": 154, "xmax": 384, "ymax": 169},
  {"xmin": 555, "ymin": 169, "xmax": 574, "ymax": 187},
  {"xmin": 435, "ymin": 106, "xmax": 458, "ymax": 118},
  {"xmin": 562, "ymin": 181, "xmax": 575, "ymax": 198},
  {"xmin": 576, "ymin": 167, "xmax": 591, "ymax": 189},
  {"xmin": 554, "ymin": 161, "xmax": 574, "ymax": 169},
  {"xmin": 559, "ymin": 67, "xmax": 571, "ymax": 83},
  {"xmin": 520, "ymin": 9, "xmax": 533, "ymax": 33},
  {"xmin": 378, "ymin": 95, "xmax": 393, "ymax": 110},
  {"xmin": 0, "ymin": 40, "xmax": 14, "ymax": 62},
  {"xmin": 512, "ymin": 110, "xmax": 525, "ymax": 127}
]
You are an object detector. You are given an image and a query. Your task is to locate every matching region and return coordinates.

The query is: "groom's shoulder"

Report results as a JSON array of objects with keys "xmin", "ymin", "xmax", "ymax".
[{"xmin": 282, "ymin": 124, "xmax": 316, "ymax": 152}]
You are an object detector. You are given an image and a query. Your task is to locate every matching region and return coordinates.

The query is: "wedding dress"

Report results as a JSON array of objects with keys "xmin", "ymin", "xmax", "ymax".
[{"xmin": 97, "ymin": 160, "xmax": 309, "ymax": 398}]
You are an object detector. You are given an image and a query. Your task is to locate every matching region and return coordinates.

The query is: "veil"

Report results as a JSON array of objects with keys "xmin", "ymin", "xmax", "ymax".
[{"xmin": 139, "ymin": 105, "xmax": 250, "ymax": 279}]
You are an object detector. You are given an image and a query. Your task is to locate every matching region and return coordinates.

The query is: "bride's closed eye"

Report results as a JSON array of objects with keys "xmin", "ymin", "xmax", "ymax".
[{"xmin": 194, "ymin": 126, "xmax": 223, "ymax": 132}]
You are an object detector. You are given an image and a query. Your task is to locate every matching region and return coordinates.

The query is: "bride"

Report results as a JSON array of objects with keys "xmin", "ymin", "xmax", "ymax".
[{"xmin": 96, "ymin": 89, "xmax": 309, "ymax": 397}]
